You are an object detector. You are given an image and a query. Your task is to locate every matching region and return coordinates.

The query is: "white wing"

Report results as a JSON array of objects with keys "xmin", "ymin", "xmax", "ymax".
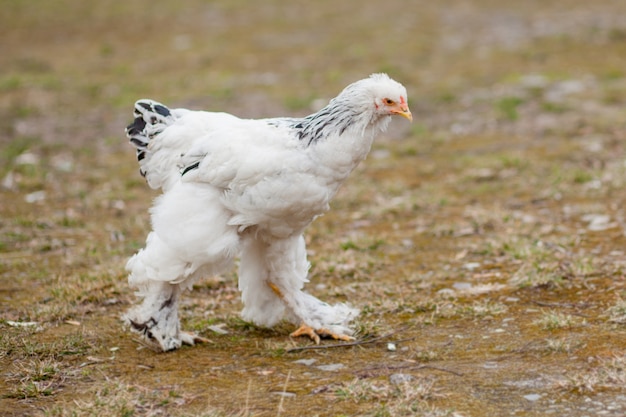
[{"xmin": 179, "ymin": 121, "xmax": 333, "ymax": 237}]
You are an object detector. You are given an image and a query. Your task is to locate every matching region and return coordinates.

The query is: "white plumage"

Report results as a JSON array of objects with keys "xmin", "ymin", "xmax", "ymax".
[{"xmin": 124, "ymin": 73, "xmax": 412, "ymax": 351}]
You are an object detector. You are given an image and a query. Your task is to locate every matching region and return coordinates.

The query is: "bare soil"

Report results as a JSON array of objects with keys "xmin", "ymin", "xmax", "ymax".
[{"xmin": 2, "ymin": 1, "xmax": 626, "ymax": 416}]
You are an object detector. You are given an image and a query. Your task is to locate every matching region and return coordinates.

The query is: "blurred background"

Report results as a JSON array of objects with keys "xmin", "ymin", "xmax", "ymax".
[
  {"xmin": 2, "ymin": 1, "xmax": 626, "ymax": 416},
  {"xmin": 2, "ymin": 0, "xmax": 626, "ymax": 142}
]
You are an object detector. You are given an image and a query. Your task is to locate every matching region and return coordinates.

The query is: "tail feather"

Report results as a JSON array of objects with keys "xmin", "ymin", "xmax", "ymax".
[{"xmin": 125, "ymin": 99, "xmax": 174, "ymax": 178}]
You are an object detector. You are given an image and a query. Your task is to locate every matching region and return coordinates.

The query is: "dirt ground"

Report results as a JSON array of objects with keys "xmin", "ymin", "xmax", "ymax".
[{"xmin": 2, "ymin": 1, "xmax": 626, "ymax": 416}]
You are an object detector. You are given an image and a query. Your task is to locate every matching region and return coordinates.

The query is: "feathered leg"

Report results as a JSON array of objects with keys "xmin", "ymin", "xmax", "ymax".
[
  {"xmin": 258, "ymin": 234, "xmax": 359, "ymax": 343},
  {"xmin": 124, "ymin": 281, "xmax": 206, "ymax": 351},
  {"xmin": 125, "ymin": 182, "xmax": 240, "ymax": 352},
  {"xmin": 239, "ymin": 237, "xmax": 287, "ymax": 327}
]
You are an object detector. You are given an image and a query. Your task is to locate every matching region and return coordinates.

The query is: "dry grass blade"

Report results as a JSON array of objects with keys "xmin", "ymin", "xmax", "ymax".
[{"xmin": 3, "ymin": 1, "xmax": 626, "ymax": 416}]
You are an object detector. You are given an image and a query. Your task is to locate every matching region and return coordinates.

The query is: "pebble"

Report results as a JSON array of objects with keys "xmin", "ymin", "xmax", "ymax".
[
  {"xmin": 294, "ymin": 359, "xmax": 317, "ymax": 366},
  {"xmin": 25, "ymin": 190, "xmax": 46, "ymax": 203},
  {"xmin": 524, "ymin": 394, "xmax": 542, "ymax": 402},
  {"xmin": 2, "ymin": 172, "xmax": 15, "ymax": 190},
  {"xmin": 389, "ymin": 373, "xmax": 414, "ymax": 385},
  {"xmin": 401, "ymin": 239, "xmax": 414, "ymax": 248},
  {"xmin": 453, "ymin": 282, "xmax": 473, "ymax": 290},
  {"xmin": 51, "ymin": 155, "xmax": 74, "ymax": 172},
  {"xmin": 15, "ymin": 152, "xmax": 40, "ymax": 165},
  {"xmin": 316, "ymin": 363, "xmax": 344, "ymax": 372},
  {"xmin": 582, "ymin": 214, "xmax": 615, "ymax": 231},
  {"xmin": 504, "ymin": 378, "xmax": 547, "ymax": 389},
  {"xmin": 462, "ymin": 262, "xmax": 481, "ymax": 271},
  {"xmin": 437, "ymin": 288, "xmax": 456, "ymax": 297}
]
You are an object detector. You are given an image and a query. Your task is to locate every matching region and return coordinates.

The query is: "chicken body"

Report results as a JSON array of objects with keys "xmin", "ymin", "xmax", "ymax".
[{"xmin": 124, "ymin": 73, "xmax": 411, "ymax": 351}]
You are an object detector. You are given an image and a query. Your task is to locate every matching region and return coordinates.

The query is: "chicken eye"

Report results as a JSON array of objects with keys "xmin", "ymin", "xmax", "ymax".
[{"xmin": 384, "ymin": 98, "xmax": 395, "ymax": 105}]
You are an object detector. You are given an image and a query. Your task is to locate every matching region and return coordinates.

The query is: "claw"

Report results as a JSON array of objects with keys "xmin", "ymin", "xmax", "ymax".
[
  {"xmin": 290, "ymin": 324, "xmax": 321, "ymax": 344},
  {"xmin": 180, "ymin": 331, "xmax": 212, "ymax": 346},
  {"xmin": 318, "ymin": 328, "xmax": 355, "ymax": 342},
  {"xmin": 290, "ymin": 324, "xmax": 354, "ymax": 344}
]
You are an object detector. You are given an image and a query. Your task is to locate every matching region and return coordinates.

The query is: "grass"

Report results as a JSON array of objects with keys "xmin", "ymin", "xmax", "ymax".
[
  {"xmin": 495, "ymin": 96, "xmax": 525, "ymax": 121},
  {"xmin": 2, "ymin": 0, "xmax": 626, "ymax": 416},
  {"xmin": 545, "ymin": 338, "xmax": 580, "ymax": 355},
  {"xmin": 534, "ymin": 311, "xmax": 580, "ymax": 331},
  {"xmin": 42, "ymin": 380, "xmax": 193, "ymax": 417},
  {"xmin": 556, "ymin": 355, "xmax": 626, "ymax": 394},
  {"xmin": 455, "ymin": 301, "xmax": 508, "ymax": 318},
  {"xmin": 607, "ymin": 297, "xmax": 626, "ymax": 324},
  {"xmin": 5, "ymin": 358, "xmax": 62, "ymax": 399},
  {"xmin": 2, "ymin": 330, "xmax": 99, "ymax": 400},
  {"xmin": 335, "ymin": 377, "xmax": 448, "ymax": 416}
]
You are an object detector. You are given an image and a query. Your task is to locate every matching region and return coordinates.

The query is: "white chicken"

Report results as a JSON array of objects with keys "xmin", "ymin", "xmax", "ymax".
[{"xmin": 124, "ymin": 73, "xmax": 412, "ymax": 351}]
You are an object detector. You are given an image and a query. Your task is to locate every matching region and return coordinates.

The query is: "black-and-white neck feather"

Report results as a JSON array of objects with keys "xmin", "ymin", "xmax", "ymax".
[
  {"xmin": 271, "ymin": 73, "xmax": 402, "ymax": 146},
  {"xmin": 295, "ymin": 99, "xmax": 361, "ymax": 146}
]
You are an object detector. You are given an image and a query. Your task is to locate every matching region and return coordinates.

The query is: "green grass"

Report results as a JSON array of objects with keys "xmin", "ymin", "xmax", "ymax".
[
  {"xmin": 2, "ymin": 0, "xmax": 626, "ymax": 416},
  {"xmin": 496, "ymin": 96, "xmax": 525, "ymax": 121}
]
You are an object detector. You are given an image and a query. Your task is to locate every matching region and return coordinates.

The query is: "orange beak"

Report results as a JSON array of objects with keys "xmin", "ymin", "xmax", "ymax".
[{"xmin": 391, "ymin": 104, "xmax": 413, "ymax": 122}]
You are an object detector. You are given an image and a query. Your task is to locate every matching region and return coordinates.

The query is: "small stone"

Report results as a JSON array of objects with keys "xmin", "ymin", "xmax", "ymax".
[
  {"xmin": 316, "ymin": 363, "xmax": 344, "ymax": 372},
  {"xmin": 112, "ymin": 200, "xmax": 126, "ymax": 210},
  {"xmin": 294, "ymin": 359, "xmax": 317, "ymax": 366},
  {"xmin": 453, "ymin": 282, "xmax": 473, "ymax": 290},
  {"xmin": 437, "ymin": 288, "xmax": 456, "ymax": 297},
  {"xmin": 2, "ymin": 171, "xmax": 15, "ymax": 190},
  {"xmin": 582, "ymin": 214, "xmax": 615, "ymax": 231},
  {"xmin": 401, "ymin": 239, "xmax": 414, "ymax": 248},
  {"xmin": 389, "ymin": 373, "xmax": 414, "ymax": 385},
  {"xmin": 25, "ymin": 190, "xmax": 46, "ymax": 203},
  {"xmin": 387, "ymin": 343, "xmax": 397, "ymax": 351},
  {"xmin": 524, "ymin": 394, "xmax": 541, "ymax": 402},
  {"xmin": 462, "ymin": 262, "xmax": 481, "ymax": 271},
  {"xmin": 51, "ymin": 155, "xmax": 74, "ymax": 172},
  {"xmin": 15, "ymin": 152, "xmax": 40, "ymax": 165}
]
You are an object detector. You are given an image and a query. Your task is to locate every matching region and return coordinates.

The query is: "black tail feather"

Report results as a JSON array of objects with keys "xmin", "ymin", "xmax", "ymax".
[
  {"xmin": 153, "ymin": 104, "xmax": 171, "ymax": 118},
  {"xmin": 129, "ymin": 136, "xmax": 148, "ymax": 149},
  {"xmin": 126, "ymin": 117, "xmax": 147, "ymax": 139},
  {"xmin": 125, "ymin": 100, "xmax": 174, "ymax": 176}
]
